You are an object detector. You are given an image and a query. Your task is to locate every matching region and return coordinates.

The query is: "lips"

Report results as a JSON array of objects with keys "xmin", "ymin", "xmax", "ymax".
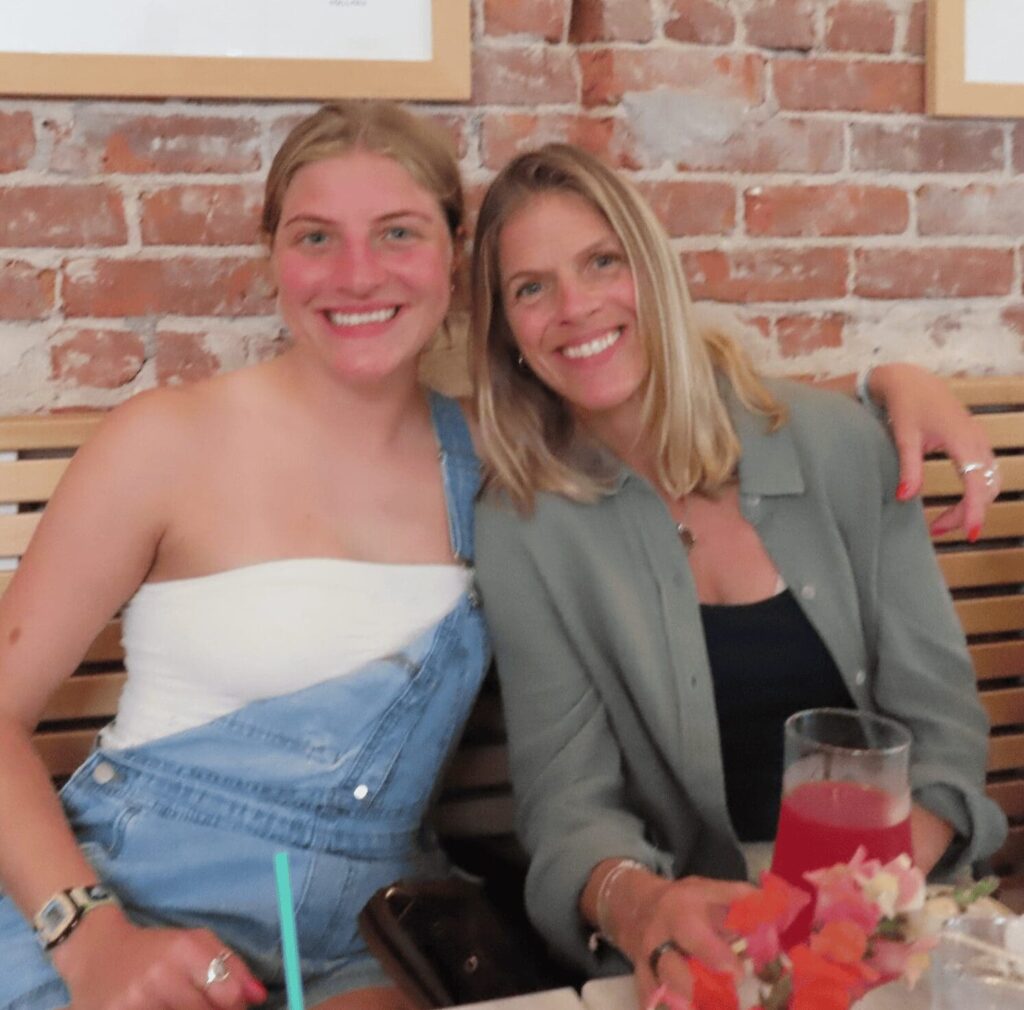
[
  {"xmin": 325, "ymin": 306, "xmax": 400, "ymax": 328},
  {"xmin": 560, "ymin": 326, "xmax": 623, "ymax": 360}
]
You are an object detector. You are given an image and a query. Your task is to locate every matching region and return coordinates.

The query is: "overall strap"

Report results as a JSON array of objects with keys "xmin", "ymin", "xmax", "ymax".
[{"xmin": 429, "ymin": 392, "xmax": 481, "ymax": 563}]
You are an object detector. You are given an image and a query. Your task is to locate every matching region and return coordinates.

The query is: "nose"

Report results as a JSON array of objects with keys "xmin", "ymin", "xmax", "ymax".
[
  {"xmin": 557, "ymin": 276, "xmax": 599, "ymax": 322},
  {"xmin": 334, "ymin": 240, "xmax": 386, "ymax": 295}
]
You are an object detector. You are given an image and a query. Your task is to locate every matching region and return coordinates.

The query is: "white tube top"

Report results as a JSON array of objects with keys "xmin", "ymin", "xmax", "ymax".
[{"xmin": 100, "ymin": 558, "xmax": 471, "ymax": 750}]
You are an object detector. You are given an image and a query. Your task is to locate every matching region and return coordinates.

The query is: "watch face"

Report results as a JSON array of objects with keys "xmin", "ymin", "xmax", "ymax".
[{"xmin": 38, "ymin": 894, "xmax": 76, "ymax": 938}]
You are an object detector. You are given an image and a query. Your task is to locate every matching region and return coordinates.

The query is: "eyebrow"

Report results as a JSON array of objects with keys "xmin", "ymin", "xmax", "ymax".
[
  {"xmin": 281, "ymin": 209, "xmax": 436, "ymax": 229},
  {"xmin": 502, "ymin": 237, "xmax": 618, "ymax": 288}
]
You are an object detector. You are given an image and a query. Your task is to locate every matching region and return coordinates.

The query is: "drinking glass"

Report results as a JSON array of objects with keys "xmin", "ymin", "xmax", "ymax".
[
  {"xmin": 769, "ymin": 708, "xmax": 913, "ymax": 940},
  {"xmin": 930, "ymin": 915, "xmax": 1024, "ymax": 1010}
]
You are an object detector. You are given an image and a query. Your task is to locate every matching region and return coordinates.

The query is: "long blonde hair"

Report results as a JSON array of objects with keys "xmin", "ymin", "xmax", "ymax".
[{"xmin": 471, "ymin": 143, "xmax": 785, "ymax": 511}]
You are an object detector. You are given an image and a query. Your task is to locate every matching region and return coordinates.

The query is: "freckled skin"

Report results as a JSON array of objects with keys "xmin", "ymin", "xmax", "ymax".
[{"xmin": 8, "ymin": 627, "xmax": 20, "ymax": 645}]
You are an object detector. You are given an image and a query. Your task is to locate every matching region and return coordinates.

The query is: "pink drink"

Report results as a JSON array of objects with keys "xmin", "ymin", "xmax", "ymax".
[{"xmin": 771, "ymin": 779, "xmax": 912, "ymax": 944}]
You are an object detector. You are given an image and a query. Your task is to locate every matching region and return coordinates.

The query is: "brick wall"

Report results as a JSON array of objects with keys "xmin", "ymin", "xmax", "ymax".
[{"xmin": 2, "ymin": 0, "xmax": 1023, "ymax": 411}]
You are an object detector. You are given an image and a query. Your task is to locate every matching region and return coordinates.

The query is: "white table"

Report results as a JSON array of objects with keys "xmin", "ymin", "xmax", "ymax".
[
  {"xmin": 458, "ymin": 988, "xmax": 585, "ymax": 1010},
  {"xmin": 579, "ymin": 973, "xmax": 931, "ymax": 1010}
]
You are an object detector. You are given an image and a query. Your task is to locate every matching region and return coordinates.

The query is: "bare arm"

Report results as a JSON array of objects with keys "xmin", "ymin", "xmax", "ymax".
[
  {"xmin": 811, "ymin": 364, "xmax": 997, "ymax": 537},
  {"xmin": 0, "ymin": 393, "xmax": 264, "ymax": 1009}
]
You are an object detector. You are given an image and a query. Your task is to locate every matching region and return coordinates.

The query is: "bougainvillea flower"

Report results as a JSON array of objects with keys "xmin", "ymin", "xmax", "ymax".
[
  {"xmin": 789, "ymin": 979, "xmax": 852, "ymax": 1010},
  {"xmin": 809, "ymin": 920, "xmax": 869, "ymax": 964},
  {"xmin": 857, "ymin": 854, "xmax": 926, "ymax": 918},
  {"xmin": 727, "ymin": 873, "xmax": 810, "ymax": 935},
  {"xmin": 689, "ymin": 959, "xmax": 740, "ymax": 1010},
  {"xmin": 866, "ymin": 936, "xmax": 937, "ymax": 988}
]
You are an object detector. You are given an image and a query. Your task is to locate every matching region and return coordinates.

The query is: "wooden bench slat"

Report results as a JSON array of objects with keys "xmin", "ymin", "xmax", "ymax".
[
  {"xmin": 988, "ymin": 780, "xmax": 1024, "ymax": 820},
  {"xmin": 923, "ymin": 456, "xmax": 1024, "ymax": 497},
  {"xmin": 33, "ymin": 729, "xmax": 100, "ymax": 780},
  {"xmin": 0, "ymin": 513, "xmax": 42, "ymax": 555},
  {"xmin": 954, "ymin": 595, "xmax": 1024, "ymax": 636},
  {"xmin": 979, "ymin": 687, "xmax": 1024, "ymax": 728},
  {"xmin": 0, "ymin": 458, "xmax": 71, "ymax": 503},
  {"xmin": 41, "ymin": 672, "xmax": 125, "ymax": 722},
  {"xmin": 971, "ymin": 641, "xmax": 1024, "ymax": 681},
  {"xmin": 949, "ymin": 377, "xmax": 1024, "ymax": 407},
  {"xmin": 0, "ymin": 414, "xmax": 101, "ymax": 452},
  {"xmin": 83, "ymin": 621, "xmax": 125, "ymax": 664},
  {"xmin": 975, "ymin": 412, "xmax": 1024, "ymax": 449},
  {"xmin": 938, "ymin": 547, "xmax": 1024, "ymax": 589},
  {"xmin": 989, "ymin": 733, "xmax": 1024, "ymax": 773}
]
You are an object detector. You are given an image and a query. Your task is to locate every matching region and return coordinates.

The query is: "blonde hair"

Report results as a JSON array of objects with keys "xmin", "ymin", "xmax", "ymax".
[
  {"xmin": 471, "ymin": 143, "xmax": 785, "ymax": 511},
  {"xmin": 262, "ymin": 101, "xmax": 464, "ymax": 244}
]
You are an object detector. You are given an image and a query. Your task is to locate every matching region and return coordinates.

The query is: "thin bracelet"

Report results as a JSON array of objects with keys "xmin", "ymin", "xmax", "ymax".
[
  {"xmin": 588, "ymin": 858, "xmax": 648, "ymax": 953},
  {"xmin": 855, "ymin": 364, "xmax": 886, "ymax": 420}
]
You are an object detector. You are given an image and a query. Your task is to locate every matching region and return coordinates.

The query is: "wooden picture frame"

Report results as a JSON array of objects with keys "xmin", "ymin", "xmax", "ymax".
[
  {"xmin": 0, "ymin": 0, "xmax": 469, "ymax": 101},
  {"xmin": 927, "ymin": 0, "xmax": 1024, "ymax": 118}
]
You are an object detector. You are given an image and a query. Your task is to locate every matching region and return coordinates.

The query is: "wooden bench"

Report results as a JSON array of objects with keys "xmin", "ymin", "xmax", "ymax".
[{"xmin": 1, "ymin": 374, "xmax": 1022, "ymax": 901}]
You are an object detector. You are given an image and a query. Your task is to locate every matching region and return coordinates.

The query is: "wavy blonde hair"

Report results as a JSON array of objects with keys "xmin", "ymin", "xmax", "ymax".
[{"xmin": 471, "ymin": 143, "xmax": 785, "ymax": 511}]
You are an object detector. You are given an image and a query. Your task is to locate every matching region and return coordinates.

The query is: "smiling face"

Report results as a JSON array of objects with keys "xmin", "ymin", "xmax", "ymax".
[
  {"xmin": 497, "ymin": 190, "xmax": 649, "ymax": 428},
  {"xmin": 271, "ymin": 150, "xmax": 455, "ymax": 388}
]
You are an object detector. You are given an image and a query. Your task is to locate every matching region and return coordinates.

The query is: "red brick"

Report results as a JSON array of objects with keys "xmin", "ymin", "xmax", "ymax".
[
  {"xmin": 745, "ymin": 184, "xmax": 908, "ymax": 237},
  {"xmin": 480, "ymin": 113, "xmax": 643, "ymax": 170},
  {"xmin": 1001, "ymin": 305, "xmax": 1024, "ymax": 340},
  {"xmin": 0, "ymin": 260, "xmax": 55, "ymax": 320},
  {"xmin": 851, "ymin": 122, "xmax": 1003, "ymax": 173},
  {"xmin": 569, "ymin": 0, "xmax": 655, "ymax": 43},
  {"xmin": 664, "ymin": 0, "xmax": 735, "ymax": 44},
  {"xmin": 1011, "ymin": 125, "xmax": 1024, "ymax": 174},
  {"xmin": 905, "ymin": 1, "xmax": 926, "ymax": 56},
  {"xmin": 580, "ymin": 49, "xmax": 763, "ymax": 108},
  {"xmin": 472, "ymin": 45, "xmax": 578, "ymax": 105},
  {"xmin": 682, "ymin": 248, "xmax": 848, "ymax": 302},
  {"xmin": 140, "ymin": 184, "xmax": 263, "ymax": 246},
  {"xmin": 918, "ymin": 184, "xmax": 1024, "ymax": 237},
  {"xmin": 63, "ymin": 257, "xmax": 274, "ymax": 317},
  {"xmin": 50, "ymin": 112, "xmax": 261, "ymax": 175},
  {"xmin": 0, "ymin": 111, "xmax": 35, "ymax": 172},
  {"xmin": 825, "ymin": 2, "xmax": 895, "ymax": 53},
  {"xmin": 676, "ymin": 118, "xmax": 843, "ymax": 173},
  {"xmin": 156, "ymin": 331, "xmax": 222, "ymax": 385},
  {"xmin": 485, "ymin": 0, "xmax": 567, "ymax": 41},
  {"xmin": 774, "ymin": 58, "xmax": 923, "ymax": 113},
  {"xmin": 854, "ymin": 248, "xmax": 1013, "ymax": 299},
  {"xmin": 638, "ymin": 181, "xmax": 735, "ymax": 236},
  {"xmin": 0, "ymin": 186, "xmax": 127, "ymax": 247},
  {"xmin": 50, "ymin": 329, "xmax": 145, "ymax": 388},
  {"xmin": 776, "ymin": 313, "xmax": 846, "ymax": 357},
  {"xmin": 745, "ymin": 0, "xmax": 816, "ymax": 50}
]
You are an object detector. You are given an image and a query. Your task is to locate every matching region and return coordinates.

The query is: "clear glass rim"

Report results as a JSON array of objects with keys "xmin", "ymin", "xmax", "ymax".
[{"xmin": 784, "ymin": 706, "xmax": 912, "ymax": 756}]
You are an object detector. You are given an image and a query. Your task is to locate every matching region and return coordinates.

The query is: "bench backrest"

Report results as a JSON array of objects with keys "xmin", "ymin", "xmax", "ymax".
[{"xmin": 1, "ymin": 375, "xmax": 1021, "ymax": 888}]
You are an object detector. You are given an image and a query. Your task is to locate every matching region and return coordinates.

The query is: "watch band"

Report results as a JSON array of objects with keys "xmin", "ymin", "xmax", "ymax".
[{"xmin": 32, "ymin": 883, "xmax": 119, "ymax": 951}]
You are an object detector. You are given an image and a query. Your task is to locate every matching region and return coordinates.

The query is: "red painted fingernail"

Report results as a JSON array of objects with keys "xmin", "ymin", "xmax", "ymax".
[
  {"xmin": 968, "ymin": 525, "xmax": 981, "ymax": 543},
  {"xmin": 895, "ymin": 481, "xmax": 911, "ymax": 500},
  {"xmin": 244, "ymin": 978, "xmax": 268, "ymax": 1003}
]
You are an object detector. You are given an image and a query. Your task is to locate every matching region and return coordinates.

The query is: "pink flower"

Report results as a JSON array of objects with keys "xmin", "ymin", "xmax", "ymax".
[
  {"xmin": 725, "ymin": 873, "xmax": 809, "ymax": 971},
  {"xmin": 866, "ymin": 936, "xmax": 937, "ymax": 988},
  {"xmin": 646, "ymin": 983, "xmax": 693, "ymax": 1010}
]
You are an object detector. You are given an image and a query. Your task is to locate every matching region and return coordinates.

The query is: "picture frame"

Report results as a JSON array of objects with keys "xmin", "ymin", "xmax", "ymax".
[
  {"xmin": 927, "ymin": 0, "xmax": 1024, "ymax": 118},
  {"xmin": 0, "ymin": 0, "xmax": 469, "ymax": 101}
]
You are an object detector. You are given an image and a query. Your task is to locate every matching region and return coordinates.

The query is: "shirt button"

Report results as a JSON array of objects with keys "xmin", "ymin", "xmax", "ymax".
[
  {"xmin": 92, "ymin": 761, "xmax": 116, "ymax": 785},
  {"xmin": 854, "ymin": 669, "xmax": 867, "ymax": 686},
  {"xmin": 800, "ymin": 584, "xmax": 816, "ymax": 601},
  {"xmin": 353, "ymin": 784, "xmax": 369, "ymax": 800}
]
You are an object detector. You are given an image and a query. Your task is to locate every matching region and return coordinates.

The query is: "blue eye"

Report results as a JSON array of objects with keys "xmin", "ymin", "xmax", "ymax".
[
  {"xmin": 385, "ymin": 225, "xmax": 414, "ymax": 241},
  {"xmin": 514, "ymin": 280, "xmax": 543, "ymax": 300},
  {"xmin": 300, "ymin": 230, "xmax": 329, "ymax": 247},
  {"xmin": 593, "ymin": 251, "xmax": 619, "ymax": 269}
]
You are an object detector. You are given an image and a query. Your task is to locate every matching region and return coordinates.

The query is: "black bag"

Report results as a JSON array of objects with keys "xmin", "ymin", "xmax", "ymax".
[{"xmin": 358, "ymin": 876, "xmax": 563, "ymax": 1008}]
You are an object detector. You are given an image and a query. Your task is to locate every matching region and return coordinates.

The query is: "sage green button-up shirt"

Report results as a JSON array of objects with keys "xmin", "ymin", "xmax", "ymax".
[{"xmin": 475, "ymin": 379, "xmax": 1006, "ymax": 974}]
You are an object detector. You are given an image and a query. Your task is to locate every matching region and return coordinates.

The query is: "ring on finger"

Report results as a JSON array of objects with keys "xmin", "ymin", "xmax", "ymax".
[
  {"xmin": 204, "ymin": 949, "xmax": 233, "ymax": 988},
  {"xmin": 648, "ymin": 938, "xmax": 687, "ymax": 981}
]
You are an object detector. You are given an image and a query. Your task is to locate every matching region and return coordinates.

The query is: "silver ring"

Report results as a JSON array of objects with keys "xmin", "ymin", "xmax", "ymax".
[
  {"xmin": 957, "ymin": 461, "xmax": 988, "ymax": 477},
  {"xmin": 648, "ymin": 938, "xmax": 686, "ymax": 981},
  {"xmin": 204, "ymin": 950, "xmax": 233, "ymax": 988}
]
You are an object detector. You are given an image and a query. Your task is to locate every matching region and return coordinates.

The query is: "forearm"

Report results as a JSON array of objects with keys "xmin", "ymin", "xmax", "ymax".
[
  {"xmin": 911, "ymin": 803, "xmax": 955, "ymax": 876},
  {"xmin": 0, "ymin": 713, "xmax": 105, "ymax": 917}
]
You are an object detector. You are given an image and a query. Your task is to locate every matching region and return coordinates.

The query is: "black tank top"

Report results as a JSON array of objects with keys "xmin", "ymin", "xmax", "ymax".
[{"xmin": 699, "ymin": 588, "xmax": 855, "ymax": 842}]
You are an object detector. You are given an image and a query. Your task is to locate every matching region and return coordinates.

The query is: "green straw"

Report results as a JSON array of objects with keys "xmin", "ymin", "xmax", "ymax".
[{"xmin": 274, "ymin": 851, "xmax": 306, "ymax": 1010}]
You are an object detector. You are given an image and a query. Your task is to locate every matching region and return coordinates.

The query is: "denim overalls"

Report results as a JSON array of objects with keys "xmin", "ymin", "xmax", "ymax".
[{"xmin": 0, "ymin": 394, "xmax": 490, "ymax": 1010}]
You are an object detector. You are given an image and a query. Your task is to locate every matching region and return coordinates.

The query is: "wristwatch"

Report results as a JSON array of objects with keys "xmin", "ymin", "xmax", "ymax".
[{"xmin": 32, "ymin": 883, "xmax": 119, "ymax": 951}]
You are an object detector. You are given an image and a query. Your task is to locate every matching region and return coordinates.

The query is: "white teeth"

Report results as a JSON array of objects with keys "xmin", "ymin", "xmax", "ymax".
[
  {"xmin": 562, "ymin": 328, "xmax": 622, "ymax": 360},
  {"xmin": 326, "ymin": 307, "xmax": 398, "ymax": 327}
]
